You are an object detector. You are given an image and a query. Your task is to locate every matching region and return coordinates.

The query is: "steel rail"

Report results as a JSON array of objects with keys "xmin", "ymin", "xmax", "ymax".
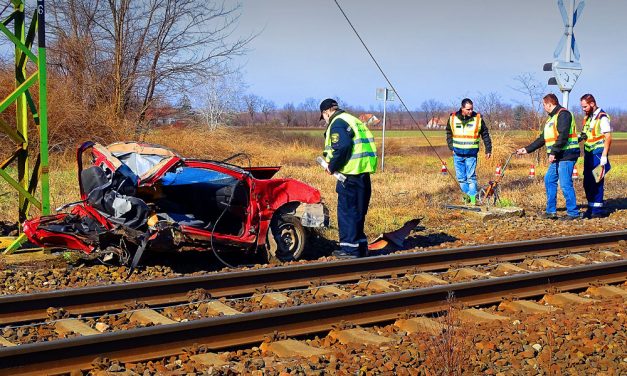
[
  {"xmin": 0, "ymin": 230, "xmax": 625, "ymax": 325},
  {"xmin": 0, "ymin": 260, "xmax": 625, "ymax": 376}
]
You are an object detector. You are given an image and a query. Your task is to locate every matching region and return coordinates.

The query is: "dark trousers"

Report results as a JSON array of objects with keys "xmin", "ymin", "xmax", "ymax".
[
  {"xmin": 583, "ymin": 151, "xmax": 611, "ymax": 214},
  {"xmin": 337, "ymin": 173, "xmax": 371, "ymax": 255}
]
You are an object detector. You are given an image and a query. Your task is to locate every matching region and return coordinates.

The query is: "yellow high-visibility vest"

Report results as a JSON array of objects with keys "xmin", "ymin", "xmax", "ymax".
[
  {"xmin": 543, "ymin": 108, "xmax": 578, "ymax": 154},
  {"xmin": 450, "ymin": 113, "xmax": 481, "ymax": 151},
  {"xmin": 324, "ymin": 112, "xmax": 377, "ymax": 175},
  {"xmin": 582, "ymin": 110, "xmax": 610, "ymax": 152}
]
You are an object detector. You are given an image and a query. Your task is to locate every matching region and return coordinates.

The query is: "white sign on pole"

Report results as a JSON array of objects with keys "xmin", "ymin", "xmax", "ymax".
[{"xmin": 375, "ymin": 88, "xmax": 386, "ymax": 101}]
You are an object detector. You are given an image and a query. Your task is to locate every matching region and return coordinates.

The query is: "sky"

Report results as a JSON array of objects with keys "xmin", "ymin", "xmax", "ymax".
[{"xmin": 225, "ymin": 0, "xmax": 627, "ymax": 111}]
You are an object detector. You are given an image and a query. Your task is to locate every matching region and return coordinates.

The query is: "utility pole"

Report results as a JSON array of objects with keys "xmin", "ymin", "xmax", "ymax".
[{"xmin": 543, "ymin": 0, "xmax": 585, "ymax": 109}]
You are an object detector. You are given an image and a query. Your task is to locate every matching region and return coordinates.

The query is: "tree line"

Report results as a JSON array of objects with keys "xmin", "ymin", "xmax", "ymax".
[{"xmin": 187, "ymin": 82, "xmax": 627, "ymax": 132}]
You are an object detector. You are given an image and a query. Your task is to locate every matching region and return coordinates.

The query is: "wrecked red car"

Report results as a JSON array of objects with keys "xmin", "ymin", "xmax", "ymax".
[{"xmin": 24, "ymin": 141, "xmax": 328, "ymax": 265}]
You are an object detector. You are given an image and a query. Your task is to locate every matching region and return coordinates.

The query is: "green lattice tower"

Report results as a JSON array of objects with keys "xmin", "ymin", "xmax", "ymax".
[{"xmin": 0, "ymin": 0, "xmax": 49, "ymax": 253}]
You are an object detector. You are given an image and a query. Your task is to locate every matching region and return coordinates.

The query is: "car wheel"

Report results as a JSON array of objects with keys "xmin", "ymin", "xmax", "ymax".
[{"xmin": 265, "ymin": 213, "xmax": 307, "ymax": 263}]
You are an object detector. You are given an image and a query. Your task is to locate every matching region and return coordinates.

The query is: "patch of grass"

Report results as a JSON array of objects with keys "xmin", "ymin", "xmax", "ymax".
[
  {"xmin": 612, "ymin": 131, "xmax": 627, "ymax": 140},
  {"xmin": 62, "ymin": 251, "xmax": 81, "ymax": 264},
  {"xmin": 497, "ymin": 198, "xmax": 516, "ymax": 207}
]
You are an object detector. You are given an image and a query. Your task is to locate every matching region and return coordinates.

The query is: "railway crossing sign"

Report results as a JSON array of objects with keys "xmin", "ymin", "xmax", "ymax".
[
  {"xmin": 553, "ymin": 0, "xmax": 585, "ymax": 61},
  {"xmin": 544, "ymin": 0, "xmax": 585, "ymax": 108}
]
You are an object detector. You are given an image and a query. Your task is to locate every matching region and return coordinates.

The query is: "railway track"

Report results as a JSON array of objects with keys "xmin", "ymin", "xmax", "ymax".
[
  {"xmin": 1, "ymin": 230, "xmax": 625, "ymax": 325},
  {"xmin": 0, "ymin": 231, "xmax": 625, "ymax": 375}
]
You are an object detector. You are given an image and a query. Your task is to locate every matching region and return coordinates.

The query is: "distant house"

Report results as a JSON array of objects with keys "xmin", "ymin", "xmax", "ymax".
[
  {"xmin": 145, "ymin": 106, "xmax": 198, "ymax": 128},
  {"xmin": 495, "ymin": 121, "xmax": 509, "ymax": 129},
  {"xmin": 426, "ymin": 116, "xmax": 444, "ymax": 129}
]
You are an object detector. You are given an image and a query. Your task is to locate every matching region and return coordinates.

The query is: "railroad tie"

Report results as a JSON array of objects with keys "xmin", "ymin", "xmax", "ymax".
[
  {"xmin": 54, "ymin": 318, "xmax": 100, "ymax": 336},
  {"xmin": 527, "ymin": 259, "xmax": 566, "ymax": 269},
  {"xmin": 445, "ymin": 268, "xmax": 489, "ymax": 282},
  {"xmin": 457, "ymin": 308, "xmax": 509, "ymax": 324},
  {"xmin": 198, "ymin": 300, "xmax": 242, "ymax": 316},
  {"xmin": 498, "ymin": 300, "xmax": 556, "ymax": 314},
  {"xmin": 252, "ymin": 292, "xmax": 291, "ymax": 307},
  {"xmin": 405, "ymin": 273, "xmax": 448, "ymax": 285},
  {"xmin": 260, "ymin": 339, "xmax": 329, "ymax": 357},
  {"xmin": 394, "ymin": 317, "xmax": 445, "ymax": 335},
  {"xmin": 586, "ymin": 285, "xmax": 627, "ymax": 298},
  {"xmin": 562, "ymin": 254, "xmax": 589, "ymax": 264},
  {"xmin": 128, "ymin": 309, "xmax": 176, "ymax": 326},
  {"xmin": 198, "ymin": 301, "xmax": 242, "ymax": 316},
  {"xmin": 0, "ymin": 337, "xmax": 16, "ymax": 347},
  {"xmin": 312, "ymin": 285, "xmax": 350, "ymax": 298},
  {"xmin": 358, "ymin": 279, "xmax": 400, "ymax": 293},
  {"xmin": 328, "ymin": 328, "xmax": 393, "ymax": 346},
  {"xmin": 190, "ymin": 353, "xmax": 229, "ymax": 367},
  {"xmin": 597, "ymin": 250, "xmax": 622, "ymax": 260},
  {"xmin": 541, "ymin": 293, "xmax": 599, "ymax": 307},
  {"xmin": 491, "ymin": 263, "xmax": 528, "ymax": 276}
]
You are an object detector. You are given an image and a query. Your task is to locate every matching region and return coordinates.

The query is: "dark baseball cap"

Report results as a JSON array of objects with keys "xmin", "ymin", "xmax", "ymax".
[{"xmin": 319, "ymin": 98, "xmax": 338, "ymax": 120}]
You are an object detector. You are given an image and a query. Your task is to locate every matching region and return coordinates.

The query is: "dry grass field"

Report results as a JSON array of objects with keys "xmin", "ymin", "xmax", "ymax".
[{"xmin": 1, "ymin": 126, "xmax": 625, "ymax": 241}]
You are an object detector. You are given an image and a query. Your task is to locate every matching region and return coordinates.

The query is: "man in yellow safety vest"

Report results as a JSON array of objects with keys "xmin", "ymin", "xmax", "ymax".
[
  {"xmin": 320, "ymin": 98, "xmax": 377, "ymax": 259},
  {"xmin": 445, "ymin": 98, "xmax": 492, "ymax": 205},
  {"xmin": 579, "ymin": 94, "xmax": 612, "ymax": 219},
  {"xmin": 516, "ymin": 93, "xmax": 580, "ymax": 220}
]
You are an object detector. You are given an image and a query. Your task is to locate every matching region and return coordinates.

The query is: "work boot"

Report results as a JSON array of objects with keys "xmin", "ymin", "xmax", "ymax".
[
  {"xmin": 559, "ymin": 215, "xmax": 579, "ymax": 221},
  {"xmin": 468, "ymin": 195, "xmax": 476, "ymax": 206},
  {"xmin": 331, "ymin": 249, "xmax": 359, "ymax": 259},
  {"xmin": 581, "ymin": 210, "xmax": 605, "ymax": 219},
  {"xmin": 541, "ymin": 212, "xmax": 558, "ymax": 220},
  {"xmin": 358, "ymin": 243, "xmax": 369, "ymax": 258}
]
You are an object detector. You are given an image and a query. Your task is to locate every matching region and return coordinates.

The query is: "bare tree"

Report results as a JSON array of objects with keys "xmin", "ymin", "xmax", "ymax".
[
  {"xmin": 420, "ymin": 99, "xmax": 447, "ymax": 129},
  {"xmin": 281, "ymin": 102, "xmax": 296, "ymax": 126},
  {"xmin": 260, "ymin": 99, "xmax": 276, "ymax": 124},
  {"xmin": 298, "ymin": 97, "xmax": 318, "ymax": 127},
  {"xmin": 242, "ymin": 93, "xmax": 262, "ymax": 126},
  {"xmin": 510, "ymin": 73, "xmax": 547, "ymax": 130},
  {"xmin": 475, "ymin": 92, "xmax": 508, "ymax": 126},
  {"xmin": 386, "ymin": 103, "xmax": 405, "ymax": 128},
  {"xmin": 511, "ymin": 73, "xmax": 548, "ymax": 165},
  {"xmin": 47, "ymin": 0, "xmax": 254, "ymax": 134},
  {"xmin": 197, "ymin": 70, "xmax": 245, "ymax": 130}
]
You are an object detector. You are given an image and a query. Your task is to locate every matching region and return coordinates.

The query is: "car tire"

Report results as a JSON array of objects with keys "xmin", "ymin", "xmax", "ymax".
[{"xmin": 264, "ymin": 213, "xmax": 307, "ymax": 263}]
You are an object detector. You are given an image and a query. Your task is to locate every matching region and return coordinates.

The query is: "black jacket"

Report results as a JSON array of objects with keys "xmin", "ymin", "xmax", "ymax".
[{"xmin": 525, "ymin": 105, "xmax": 580, "ymax": 161}]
